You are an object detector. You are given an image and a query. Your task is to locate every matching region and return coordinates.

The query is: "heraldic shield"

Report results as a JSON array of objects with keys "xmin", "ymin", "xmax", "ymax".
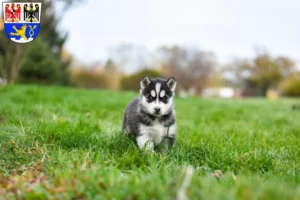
[{"xmin": 2, "ymin": 2, "xmax": 42, "ymax": 43}]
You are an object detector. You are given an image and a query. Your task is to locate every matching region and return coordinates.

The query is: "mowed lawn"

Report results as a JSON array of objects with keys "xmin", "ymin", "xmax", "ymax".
[{"xmin": 0, "ymin": 85, "xmax": 300, "ymax": 200}]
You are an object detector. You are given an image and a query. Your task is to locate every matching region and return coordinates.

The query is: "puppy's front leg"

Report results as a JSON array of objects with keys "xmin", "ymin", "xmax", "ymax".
[
  {"xmin": 162, "ymin": 136, "xmax": 175, "ymax": 150},
  {"xmin": 136, "ymin": 135, "xmax": 154, "ymax": 152},
  {"xmin": 162, "ymin": 124, "xmax": 176, "ymax": 149}
]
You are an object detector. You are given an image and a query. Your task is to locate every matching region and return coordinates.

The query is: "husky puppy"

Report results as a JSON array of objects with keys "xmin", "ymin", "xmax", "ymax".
[{"xmin": 122, "ymin": 76, "xmax": 177, "ymax": 152}]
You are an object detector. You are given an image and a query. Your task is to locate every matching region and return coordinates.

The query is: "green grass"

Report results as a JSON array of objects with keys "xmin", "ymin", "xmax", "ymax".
[{"xmin": 0, "ymin": 85, "xmax": 300, "ymax": 200}]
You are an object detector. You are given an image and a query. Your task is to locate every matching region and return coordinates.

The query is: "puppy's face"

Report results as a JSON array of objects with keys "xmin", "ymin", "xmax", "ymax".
[{"xmin": 140, "ymin": 76, "xmax": 177, "ymax": 116}]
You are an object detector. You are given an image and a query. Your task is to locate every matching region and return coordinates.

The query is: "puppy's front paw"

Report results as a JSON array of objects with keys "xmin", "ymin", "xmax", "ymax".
[{"xmin": 137, "ymin": 136, "xmax": 155, "ymax": 153}]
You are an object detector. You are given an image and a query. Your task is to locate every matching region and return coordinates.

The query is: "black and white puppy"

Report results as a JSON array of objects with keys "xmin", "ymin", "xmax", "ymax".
[{"xmin": 122, "ymin": 76, "xmax": 177, "ymax": 152}]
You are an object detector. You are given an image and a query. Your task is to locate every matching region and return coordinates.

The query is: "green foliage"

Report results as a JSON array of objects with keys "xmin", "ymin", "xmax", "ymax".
[
  {"xmin": 251, "ymin": 55, "xmax": 294, "ymax": 91},
  {"xmin": 121, "ymin": 69, "xmax": 162, "ymax": 91},
  {"xmin": 0, "ymin": 85, "xmax": 300, "ymax": 199},
  {"xmin": 279, "ymin": 71, "xmax": 300, "ymax": 96},
  {"xmin": 224, "ymin": 52, "xmax": 296, "ymax": 96},
  {"xmin": 17, "ymin": 38, "xmax": 61, "ymax": 84}
]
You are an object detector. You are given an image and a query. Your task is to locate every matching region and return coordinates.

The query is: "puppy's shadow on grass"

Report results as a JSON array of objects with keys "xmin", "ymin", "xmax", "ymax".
[
  {"xmin": 32, "ymin": 122, "xmax": 199, "ymax": 168},
  {"xmin": 33, "ymin": 121, "xmax": 158, "ymax": 166},
  {"xmin": 32, "ymin": 121, "xmax": 246, "ymax": 170},
  {"xmin": 31, "ymin": 123, "xmax": 273, "ymax": 173}
]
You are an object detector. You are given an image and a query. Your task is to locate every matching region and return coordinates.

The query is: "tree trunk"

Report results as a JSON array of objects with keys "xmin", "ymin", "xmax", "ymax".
[{"xmin": 3, "ymin": 44, "xmax": 28, "ymax": 84}]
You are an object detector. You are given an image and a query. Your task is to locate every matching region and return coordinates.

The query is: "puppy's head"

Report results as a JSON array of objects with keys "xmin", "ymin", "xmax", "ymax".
[{"xmin": 140, "ymin": 76, "xmax": 176, "ymax": 116}]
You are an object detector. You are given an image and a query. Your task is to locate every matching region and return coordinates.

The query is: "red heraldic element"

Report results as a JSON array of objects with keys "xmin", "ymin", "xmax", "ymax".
[
  {"xmin": 15, "ymin": 4, "xmax": 21, "ymax": 20},
  {"xmin": 5, "ymin": 3, "xmax": 21, "ymax": 22},
  {"xmin": 5, "ymin": 4, "xmax": 10, "ymax": 20}
]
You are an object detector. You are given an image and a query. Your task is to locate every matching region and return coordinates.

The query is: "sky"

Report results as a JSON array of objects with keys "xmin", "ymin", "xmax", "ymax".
[{"xmin": 60, "ymin": 0, "xmax": 300, "ymax": 70}]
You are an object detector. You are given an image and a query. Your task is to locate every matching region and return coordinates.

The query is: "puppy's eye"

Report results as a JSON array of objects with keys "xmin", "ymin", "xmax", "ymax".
[
  {"xmin": 146, "ymin": 95, "xmax": 154, "ymax": 101},
  {"xmin": 162, "ymin": 96, "xmax": 168, "ymax": 102}
]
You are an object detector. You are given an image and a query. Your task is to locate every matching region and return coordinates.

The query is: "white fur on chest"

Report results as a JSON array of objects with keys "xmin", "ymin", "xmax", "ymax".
[{"xmin": 139, "ymin": 120, "xmax": 176, "ymax": 145}]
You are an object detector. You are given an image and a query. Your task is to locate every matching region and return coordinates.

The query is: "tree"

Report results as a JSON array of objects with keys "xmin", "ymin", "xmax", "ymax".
[
  {"xmin": 207, "ymin": 71, "xmax": 224, "ymax": 88},
  {"xmin": 221, "ymin": 59, "xmax": 252, "ymax": 89},
  {"xmin": 0, "ymin": 17, "xmax": 28, "ymax": 83},
  {"xmin": 188, "ymin": 51, "xmax": 216, "ymax": 92},
  {"xmin": 103, "ymin": 59, "xmax": 122, "ymax": 91},
  {"xmin": 222, "ymin": 49, "xmax": 296, "ymax": 96},
  {"xmin": 279, "ymin": 71, "xmax": 300, "ymax": 96},
  {"xmin": 0, "ymin": 33, "xmax": 28, "ymax": 84},
  {"xmin": 121, "ymin": 69, "xmax": 162, "ymax": 91},
  {"xmin": 18, "ymin": 38, "xmax": 61, "ymax": 84},
  {"xmin": 157, "ymin": 46, "xmax": 216, "ymax": 93},
  {"xmin": 251, "ymin": 53, "xmax": 295, "ymax": 95},
  {"xmin": 104, "ymin": 59, "xmax": 117, "ymax": 72}
]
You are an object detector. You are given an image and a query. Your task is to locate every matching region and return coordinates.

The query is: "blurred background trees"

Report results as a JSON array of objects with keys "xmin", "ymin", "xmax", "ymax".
[
  {"xmin": 157, "ymin": 46, "xmax": 216, "ymax": 94},
  {"xmin": 250, "ymin": 53, "xmax": 295, "ymax": 95},
  {"xmin": 0, "ymin": 1, "xmax": 299, "ymax": 97},
  {"xmin": 18, "ymin": 38, "xmax": 61, "ymax": 84},
  {"xmin": 222, "ymin": 50, "xmax": 296, "ymax": 97},
  {"xmin": 0, "ymin": 15, "xmax": 28, "ymax": 84},
  {"xmin": 121, "ymin": 69, "xmax": 162, "ymax": 91},
  {"xmin": 279, "ymin": 71, "xmax": 300, "ymax": 96}
]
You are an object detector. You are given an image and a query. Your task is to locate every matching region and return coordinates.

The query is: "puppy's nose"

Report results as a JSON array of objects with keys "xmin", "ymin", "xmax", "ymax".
[{"xmin": 154, "ymin": 107, "xmax": 161, "ymax": 113}]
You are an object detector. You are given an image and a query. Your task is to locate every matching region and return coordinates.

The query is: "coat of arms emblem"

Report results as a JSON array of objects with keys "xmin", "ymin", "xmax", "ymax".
[{"xmin": 2, "ymin": 2, "xmax": 42, "ymax": 43}]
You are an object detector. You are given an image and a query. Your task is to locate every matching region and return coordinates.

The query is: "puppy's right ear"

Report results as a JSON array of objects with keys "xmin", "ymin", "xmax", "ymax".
[
  {"xmin": 140, "ymin": 76, "xmax": 151, "ymax": 89},
  {"xmin": 166, "ymin": 77, "xmax": 177, "ymax": 92}
]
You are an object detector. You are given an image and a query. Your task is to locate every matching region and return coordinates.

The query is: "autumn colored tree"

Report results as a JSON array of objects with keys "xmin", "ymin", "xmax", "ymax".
[
  {"xmin": 279, "ymin": 71, "xmax": 300, "ymax": 96},
  {"xmin": 223, "ymin": 49, "xmax": 296, "ymax": 96},
  {"xmin": 251, "ymin": 53, "xmax": 295, "ymax": 94},
  {"xmin": 121, "ymin": 69, "xmax": 162, "ymax": 91},
  {"xmin": 103, "ymin": 59, "xmax": 123, "ymax": 91}
]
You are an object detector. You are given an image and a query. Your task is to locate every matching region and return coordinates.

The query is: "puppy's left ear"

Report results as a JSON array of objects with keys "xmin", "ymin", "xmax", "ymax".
[
  {"xmin": 166, "ymin": 77, "xmax": 177, "ymax": 92},
  {"xmin": 140, "ymin": 76, "xmax": 151, "ymax": 89}
]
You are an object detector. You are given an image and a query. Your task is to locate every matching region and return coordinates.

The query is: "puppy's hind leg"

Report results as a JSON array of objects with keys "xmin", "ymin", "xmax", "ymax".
[{"xmin": 122, "ymin": 111, "xmax": 129, "ymax": 135}]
